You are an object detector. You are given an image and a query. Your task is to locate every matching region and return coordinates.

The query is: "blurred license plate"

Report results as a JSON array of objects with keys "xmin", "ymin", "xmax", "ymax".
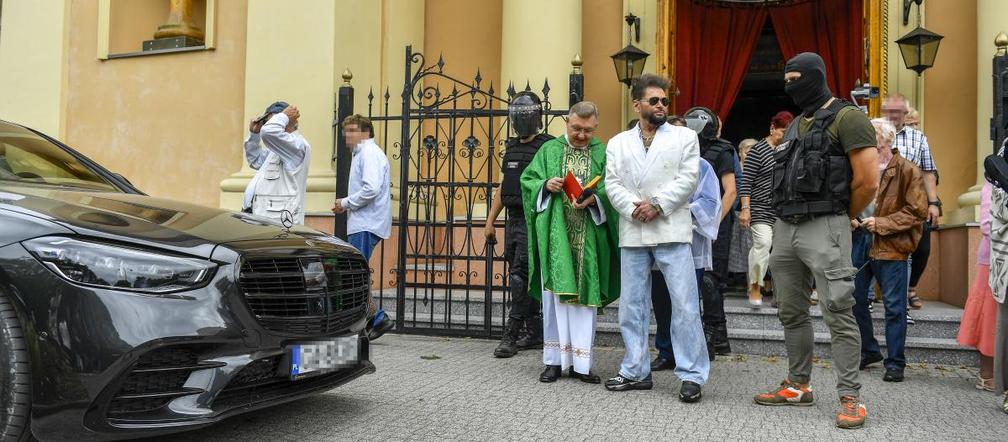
[{"xmin": 289, "ymin": 336, "xmax": 357, "ymax": 379}]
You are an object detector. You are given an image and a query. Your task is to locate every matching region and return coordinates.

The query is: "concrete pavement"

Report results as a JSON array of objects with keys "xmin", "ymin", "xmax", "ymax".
[{"xmin": 142, "ymin": 334, "xmax": 1008, "ymax": 441}]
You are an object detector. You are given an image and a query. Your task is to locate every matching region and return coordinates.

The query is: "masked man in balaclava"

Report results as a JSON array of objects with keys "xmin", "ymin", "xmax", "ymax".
[
  {"xmin": 485, "ymin": 91, "xmax": 554, "ymax": 358},
  {"xmin": 752, "ymin": 52, "xmax": 879, "ymax": 430}
]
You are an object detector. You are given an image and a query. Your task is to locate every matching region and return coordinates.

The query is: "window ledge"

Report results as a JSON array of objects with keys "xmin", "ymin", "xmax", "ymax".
[{"xmin": 105, "ymin": 45, "xmax": 210, "ymax": 60}]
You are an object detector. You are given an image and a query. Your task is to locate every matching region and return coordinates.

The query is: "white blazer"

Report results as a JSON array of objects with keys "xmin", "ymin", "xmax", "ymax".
[{"xmin": 605, "ymin": 122, "xmax": 700, "ymax": 247}]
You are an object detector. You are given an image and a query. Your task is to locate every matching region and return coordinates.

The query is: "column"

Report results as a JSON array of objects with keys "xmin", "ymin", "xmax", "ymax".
[
  {"xmin": 957, "ymin": 0, "xmax": 1008, "ymax": 221},
  {"xmin": 0, "ymin": 0, "xmax": 71, "ymax": 138},
  {"xmin": 501, "ymin": 0, "xmax": 581, "ymax": 134}
]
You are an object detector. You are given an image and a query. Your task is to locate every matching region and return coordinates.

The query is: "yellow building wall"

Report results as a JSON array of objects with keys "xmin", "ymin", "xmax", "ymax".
[
  {"xmin": 0, "ymin": 0, "xmax": 71, "ymax": 138},
  {"xmin": 61, "ymin": 0, "xmax": 246, "ymax": 209},
  {"xmin": 921, "ymin": 0, "xmax": 977, "ymax": 221},
  {"xmin": 583, "ymin": 0, "xmax": 626, "ymax": 140}
]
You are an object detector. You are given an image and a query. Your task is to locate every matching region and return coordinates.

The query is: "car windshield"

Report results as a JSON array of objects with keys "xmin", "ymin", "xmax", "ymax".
[{"xmin": 0, "ymin": 123, "xmax": 119, "ymax": 192}]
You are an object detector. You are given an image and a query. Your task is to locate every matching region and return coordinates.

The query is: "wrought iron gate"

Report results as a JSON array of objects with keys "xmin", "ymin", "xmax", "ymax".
[{"xmin": 335, "ymin": 46, "xmax": 584, "ymax": 338}]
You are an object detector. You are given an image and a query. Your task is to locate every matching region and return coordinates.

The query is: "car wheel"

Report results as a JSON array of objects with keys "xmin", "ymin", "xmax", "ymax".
[{"xmin": 0, "ymin": 289, "xmax": 32, "ymax": 442}]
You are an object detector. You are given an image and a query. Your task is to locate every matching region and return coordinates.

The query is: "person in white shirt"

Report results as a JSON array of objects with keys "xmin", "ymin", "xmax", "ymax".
[
  {"xmin": 333, "ymin": 114, "xmax": 393, "ymax": 340},
  {"xmin": 243, "ymin": 101, "xmax": 311, "ymax": 225}
]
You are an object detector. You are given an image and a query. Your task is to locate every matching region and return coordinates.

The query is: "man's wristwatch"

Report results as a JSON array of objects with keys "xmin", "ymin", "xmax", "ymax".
[
  {"xmin": 650, "ymin": 196, "xmax": 662, "ymax": 214},
  {"xmin": 741, "ymin": 205, "xmax": 751, "ymax": 210},
  {"xmin": 928, "ymin": 200, "xmax": 942, "ymax": 207}
]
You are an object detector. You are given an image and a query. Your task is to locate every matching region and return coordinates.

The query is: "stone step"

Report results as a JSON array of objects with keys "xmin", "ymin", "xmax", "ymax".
[
  {"xmin": 385, "ymin": 310, "xmax": 977, "ymax": 367},
  {"xmin": 374, "ymin": 289, "xmax": 965, "ymax": 340}
]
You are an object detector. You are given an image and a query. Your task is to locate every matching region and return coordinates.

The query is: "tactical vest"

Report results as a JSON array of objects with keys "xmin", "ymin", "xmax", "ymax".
[
  {"xmin": 772, "ymin": 99, "xmax": 855, "ymax": 223},
  {"xmin": 700, "ymin": 138, "xmax": 735, "ymax": 194},
  {"xmin": 501, "ymin": 134, "xmax": 553, "ymax": 207}
]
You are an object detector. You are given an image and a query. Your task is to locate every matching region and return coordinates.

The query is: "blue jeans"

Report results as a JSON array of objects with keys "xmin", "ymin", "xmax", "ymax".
[
  {"xmin": 851, "ymin": 230, "xmax": 908, "ymax": 370},
  {"xmin": 653, "ymin": 269, "xmax": 704, "ymax": 361},
  {"xmin": 348, "ymin": 231, "xmax": 385, "ymax": 325},
  {"xmin": 619, "ymin": 244, "xmax": 709, "ymax": 384}
]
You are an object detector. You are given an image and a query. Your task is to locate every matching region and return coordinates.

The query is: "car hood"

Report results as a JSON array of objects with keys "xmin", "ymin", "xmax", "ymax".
[{"xmin": 0, "ymin": 185, "xmax": 348, "ymax": 258}]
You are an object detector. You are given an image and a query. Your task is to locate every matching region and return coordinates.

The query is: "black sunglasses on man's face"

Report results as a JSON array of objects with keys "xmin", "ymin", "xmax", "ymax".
[{"xmin": 640, "ymin": 96, "xmax": 670, "ymax": 107}]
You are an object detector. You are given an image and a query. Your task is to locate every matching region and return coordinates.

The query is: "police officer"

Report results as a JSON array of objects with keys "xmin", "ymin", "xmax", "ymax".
[
  {"xmin": 485, "ymin": 91, "xmax": 554, "ymax": 358},
  {"xmin": 683, "ymin": 106, "xmax": 736, "ymax": 356},
  {"xmin": 752, "ymin": 52, "xmax": 879, "ymax": 430}
]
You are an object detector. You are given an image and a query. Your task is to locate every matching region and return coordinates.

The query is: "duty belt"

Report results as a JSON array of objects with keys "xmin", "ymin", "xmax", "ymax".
[{"xmin": 778, "ymin": 201, "xmax": 847, "ymax": 224}]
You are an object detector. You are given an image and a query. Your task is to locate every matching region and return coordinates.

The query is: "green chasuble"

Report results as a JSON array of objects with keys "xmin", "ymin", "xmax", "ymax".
[{"xmin": 520, "ymin": 135, "xmax": 620, "ymax": 308}]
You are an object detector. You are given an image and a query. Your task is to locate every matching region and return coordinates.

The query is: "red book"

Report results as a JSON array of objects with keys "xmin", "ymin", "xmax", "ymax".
[{"xmin": 562, "ymin": 170, "xmax": 583, "ymax": 203}]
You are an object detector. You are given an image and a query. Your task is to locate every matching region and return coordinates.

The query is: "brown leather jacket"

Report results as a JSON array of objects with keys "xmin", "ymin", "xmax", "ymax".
[{"xmin": 869, "ymin": 152, "xmax": 928, "ymax": 260}]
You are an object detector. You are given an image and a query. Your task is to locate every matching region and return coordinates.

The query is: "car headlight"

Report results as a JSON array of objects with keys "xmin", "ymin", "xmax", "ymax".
[{"xmin": 23, "ymin": 237, "xmax": 217, "ymax": 293}]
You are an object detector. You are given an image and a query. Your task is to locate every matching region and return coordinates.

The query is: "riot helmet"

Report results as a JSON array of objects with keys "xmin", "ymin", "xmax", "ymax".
[
  {"xmin": 683, "ymin": 106, "xmax": 720, "ymax": 141},
  {"xmin": 509, "ymin": 91, "xmax": 544, "ymax": 138}
]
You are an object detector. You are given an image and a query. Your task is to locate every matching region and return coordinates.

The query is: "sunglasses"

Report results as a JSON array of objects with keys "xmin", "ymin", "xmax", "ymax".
[{"xmin": 641, "ymin": 97, "xmax": 671, "ymax": 107}]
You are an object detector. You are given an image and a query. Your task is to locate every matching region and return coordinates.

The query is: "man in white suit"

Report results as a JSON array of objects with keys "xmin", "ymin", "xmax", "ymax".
[{"xmin": 603, "ymin": 74, "xmax": 708, "ymax": 402}]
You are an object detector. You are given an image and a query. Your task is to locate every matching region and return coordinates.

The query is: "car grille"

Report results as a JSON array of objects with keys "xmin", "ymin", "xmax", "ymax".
[
  {"xmin": 238, "ymin": 255, "xmax": 370, "ymax": 335},
  {"xmin": 107, "ymin": 346, "xmax": 222, "ymax": 416}
]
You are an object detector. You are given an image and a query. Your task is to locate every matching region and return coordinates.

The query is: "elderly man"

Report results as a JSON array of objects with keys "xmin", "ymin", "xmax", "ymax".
[
  {"xmin": 333, "ymin": 114, "xmax": 393, "ymax": 341},
  {"xmin": 882, "ymin": 94, "xmax": 939, "ymax": 310},
  {"xmin": 603, "ymin": 73, "xmax": 708, "ymax": 403},
  {"xmin": 851, "ymin": 118, "xmax": 927, "ymax": 383},
  {"xmin": 520, "ymin": 101, "xmax": 620, "ymax": 384},
  {"xmin": 243, "ymin": 101, "xmax": 310, "ymax": 224}
]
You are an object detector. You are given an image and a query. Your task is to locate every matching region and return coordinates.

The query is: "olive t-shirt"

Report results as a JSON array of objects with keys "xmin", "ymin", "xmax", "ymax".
[{"xmin": 796, "ymin": 105, "xmax": 876, "ymax": 153}]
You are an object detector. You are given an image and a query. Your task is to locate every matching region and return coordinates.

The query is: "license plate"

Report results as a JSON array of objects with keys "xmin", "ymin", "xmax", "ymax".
[{"xmin": 289, "ymin": 336, "xmax": 358, "ymax": 379}]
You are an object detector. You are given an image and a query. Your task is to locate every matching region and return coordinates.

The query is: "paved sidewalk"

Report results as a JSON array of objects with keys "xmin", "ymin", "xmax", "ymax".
[{"xmin": 145, "ymin": 334, "xmax": 1008, "ymax": 441}]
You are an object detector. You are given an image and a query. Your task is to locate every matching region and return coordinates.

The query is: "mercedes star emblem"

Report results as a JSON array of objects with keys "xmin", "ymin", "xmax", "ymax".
[{"xmin": 280, "ymin": 210, "xmax": 294, "ymax": 230}]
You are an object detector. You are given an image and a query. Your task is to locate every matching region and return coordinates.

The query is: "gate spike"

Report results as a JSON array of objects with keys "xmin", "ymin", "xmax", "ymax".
[
  {"xmin": 487, "ymin": 81, "xmax": 495, "ymax": 96},
  {"xmin": 507, "ymin": 82, "xmax": 516, "ymax": 99},
  {"xmin": 524, "ymin": 81, "xmax": 532, "ymax": 92},
  {"xmin": 367, "ymin": 87, "xmax": 374, "ymax": 102},
  {"xmin": 384, "ymin": 87, "xmax": 391, "ymax": 101},
  {"xmin": 474, "ymin": 68, "xmax": 482, "ymax": 86},
  {"xmin": 437, "ymin": 53, "xmax": 445, "ymax": 72},
  {"xmin": 542, "ymin": 78, "xmax": 551, "ymax": 98}
]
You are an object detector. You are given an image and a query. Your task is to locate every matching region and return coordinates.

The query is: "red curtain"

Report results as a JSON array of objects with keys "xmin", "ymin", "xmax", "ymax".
[
  {"xmin": 769, "ymin": 0, "xmax": 864, "ymax": 99},
  {"xmin": 674, "ymin": 0, "xmax": 768, "ymax": 119}
]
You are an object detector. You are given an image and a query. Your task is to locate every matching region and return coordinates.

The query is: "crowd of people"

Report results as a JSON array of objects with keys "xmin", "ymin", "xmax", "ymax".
[
  {"xmin": 235, "ymin": 48, "xmax": 1008, "ymax": 430},
  {"xmin": 483, "ymin": 51, "xmax": 1008, "ymax": 429}
]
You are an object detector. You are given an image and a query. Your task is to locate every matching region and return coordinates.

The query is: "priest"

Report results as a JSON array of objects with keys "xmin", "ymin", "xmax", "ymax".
[{"xmin": 520, "ymin": 101, "xmax": 620, "ymax": 384}]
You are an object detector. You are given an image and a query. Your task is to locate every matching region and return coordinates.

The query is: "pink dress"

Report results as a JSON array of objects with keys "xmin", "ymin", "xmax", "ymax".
[{"xmin": 957, "ymin": 183, "xmax": 997, "ymax": 357}]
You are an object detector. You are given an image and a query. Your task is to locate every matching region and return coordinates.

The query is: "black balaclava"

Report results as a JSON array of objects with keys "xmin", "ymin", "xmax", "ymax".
[{"xmin": 784, "ymin": 52, "xmax": 833, "ymax": 116}]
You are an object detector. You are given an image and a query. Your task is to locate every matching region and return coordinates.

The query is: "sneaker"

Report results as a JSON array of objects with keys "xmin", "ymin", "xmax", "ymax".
[
  {"xmin": 810, "ymin": 289, "xmax": 819, "ymax": 305},
  {"xmin": 906, "ymin": 312, "xmax": 915, "ymax": 325},
  {"xmin": 867, "ymin": 302, "xmax": 874, "ymax": 314},
  {"xmin": 493, "ymin": 318, "xmax": 522, "ymax": 358},
  {"xmin": 367, "ymin": 314, "xmax": 395, "ymax": 341},
  {"xmin": 836, "ymin": 395, "xmax": 867, "ymax": 429},
  {"xmin": 859, "ymin": 352, "xmax": 883, "ymax": 370},
  {"xmin": 604, "ymin": 375, "xmax": 653, "ymax": 391},
  {"xmin": 753, "ymin": 379, "xmax": 815, "ymax": 406},
  {"xmin": 679, "ymin": 381, "xmax": 702, "ymax": 403},
  {"xmin": 883, "ymin": 368, "xmax": 904, "ymax": 382}
]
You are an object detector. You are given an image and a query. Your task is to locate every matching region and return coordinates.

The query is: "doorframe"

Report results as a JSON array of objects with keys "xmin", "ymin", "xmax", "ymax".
[{"xmin": 656, "ymin": 0, "xmax": 887, "ymax": 117}]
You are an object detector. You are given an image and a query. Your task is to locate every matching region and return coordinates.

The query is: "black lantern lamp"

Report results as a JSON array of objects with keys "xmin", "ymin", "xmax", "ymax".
[
  {"xmin": 610, "ymin": 13, "xmax": 650, "ymax": 87},
  {"xmin": 897, "ymin": 0, "xmax": 944, "ymax": 76}
]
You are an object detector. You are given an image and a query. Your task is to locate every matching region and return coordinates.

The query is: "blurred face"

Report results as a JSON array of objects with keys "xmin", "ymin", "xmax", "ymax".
[
  {"xmin": 634, "ymin": 87, "xmax": 669, "ymax": 127},
  {"xmin": 343, "ymin": 124, "xmax": 368, "ymax": 148},
  {"xmin": 882, "ymin": 98, "xmax": 908, "ymax": 128},
  {"xmin": 873, "ymin": 125, "xmax": 894, "ymax": 164},
  {"xmin": 768, "ymin": 124, "xmax": 786, "ymax": 146},
  {"xmin": 566, "ymin": 114, "xmax": 598, "ymax": 148}
]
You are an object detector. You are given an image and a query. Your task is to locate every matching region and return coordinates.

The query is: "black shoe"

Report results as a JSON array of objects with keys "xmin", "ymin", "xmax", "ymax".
[
  {"xmin": 494, "ymin": 318, "xmax": 522, "ymax": 358},
  {"xmin": 679, "ymin": 381, "xmax": 702, "ymax": 403},
  {"xmin": 604, "ymin": 375, "xmax": 653, "ymax": 391},
  {"xmin": 516, "ymin": 317, "xmax": 543, "ymax": 349},
  {"xmin": 367, "ymin": 315, "xmax": 395, "ymax": 341},
  {"xmin": 539, "ymin": 365, "xmax": 562, "ymax": 383},
  {"xmin": 567, "ymin": 367, "xmax": 601, "ymax": 384},
  {"xmin": 859, "ymin": 352, "xmax": 883, "ymax": 370},
  {"xmin": 651, "ymin": 356, "xmax": 676, "ymax": 372},
  {"xmin": 713, "ymin": 344, "xmax": 732, "ymax": 356},
  {"xmin": 883, "ymin": 368, "xmax": 904, "ymax": 382}
]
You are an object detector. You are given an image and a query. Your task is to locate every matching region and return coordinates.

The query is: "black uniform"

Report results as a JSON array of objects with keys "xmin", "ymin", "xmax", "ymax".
[
  {"xmin": 699, "ymin": 137, "xmax": 737, "ymax": 354},
  {"xmin": 500, "ymin": 133, "xmax": 553, "ymax": 320}
]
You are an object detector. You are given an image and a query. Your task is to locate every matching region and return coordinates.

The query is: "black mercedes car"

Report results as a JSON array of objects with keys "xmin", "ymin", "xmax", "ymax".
[{"xmin": 0, "ymin": 120, "xmax": 375, "ymax": 441}]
